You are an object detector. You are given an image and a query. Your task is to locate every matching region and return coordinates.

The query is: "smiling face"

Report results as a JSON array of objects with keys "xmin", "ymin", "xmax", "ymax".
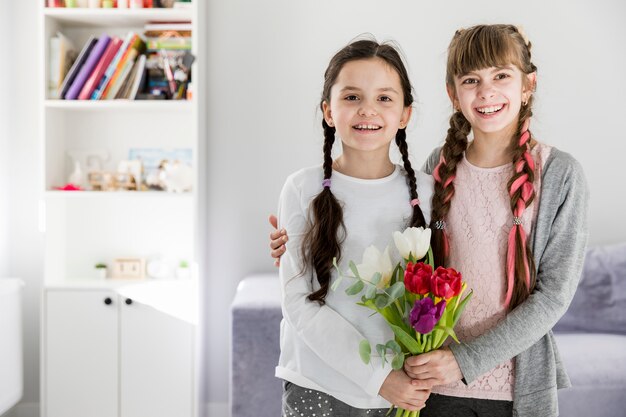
[
  {"xmin": 449, "ymin": 65, "xmax": 534, "ymax": 140},
  {"xmin": 322, "ymin": 57, "xmax": 411, "ymax": 158}
]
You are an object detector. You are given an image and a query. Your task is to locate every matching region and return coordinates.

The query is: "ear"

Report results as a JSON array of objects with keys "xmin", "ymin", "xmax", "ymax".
[
  {"xmin": 446, "ymin": 84, "xmax": 459, "ymax": 111},
  {"xmin": 400, "ymin": 106, "xmax": 413, "ymax": 129},
  {"xmin": 524, "ymin": 72, "xmax": 537, "ymax": 94},
  {"xmin": 322, "ymin": 101, "xmax": 334, "ymax": 127}
]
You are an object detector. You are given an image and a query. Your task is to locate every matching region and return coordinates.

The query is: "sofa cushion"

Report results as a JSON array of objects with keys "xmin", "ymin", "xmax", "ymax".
[
  {"xmin": 231, "ymin": 274, "xmax": 282, "ymax": 417},
  {"xmin": 554, "ymin": 243, "xmax": 626, "ymax": 334},
  {"xmin": 555, "ymin": 333, "xmax": 626, "ymax": 417}
]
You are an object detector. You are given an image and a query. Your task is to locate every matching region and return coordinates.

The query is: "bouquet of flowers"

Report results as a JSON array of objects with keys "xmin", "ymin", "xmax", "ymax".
[{"xmin": 333, "ymin": 227, "xmax": 473, "ymax": 417}]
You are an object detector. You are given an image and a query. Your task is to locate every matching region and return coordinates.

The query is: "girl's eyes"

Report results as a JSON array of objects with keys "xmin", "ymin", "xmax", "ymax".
[
  {"xmin": 461, "ymin": 73, "xmax": 511, "ymax": 84},
  {"xmin": 343, "ymin": 95, "xmax": 393, "ymax": 102}
]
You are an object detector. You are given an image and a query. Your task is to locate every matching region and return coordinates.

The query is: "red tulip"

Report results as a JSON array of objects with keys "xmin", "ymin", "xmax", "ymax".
[
  {"xmin": 431, "ymin": 267, "xmax": 462, "ymax": 299},
  {"xmin": 404, "ymin": 262, "xmax": 432, "ymax": 295}
]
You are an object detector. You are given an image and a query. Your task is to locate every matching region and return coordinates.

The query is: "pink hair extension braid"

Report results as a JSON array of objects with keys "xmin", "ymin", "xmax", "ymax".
[{"xmin": 504, "ymin": 123, "xmax": 536, "ymax": 307}]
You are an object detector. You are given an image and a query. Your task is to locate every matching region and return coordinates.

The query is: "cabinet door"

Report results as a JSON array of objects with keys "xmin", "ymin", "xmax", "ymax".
[
  {"xmin": 120, "ymin": 298, "xmax": 194, "ymax": 417},
  {"xmin": 45, "ymin": 290, "xmax": 118, "ymax": 417}
]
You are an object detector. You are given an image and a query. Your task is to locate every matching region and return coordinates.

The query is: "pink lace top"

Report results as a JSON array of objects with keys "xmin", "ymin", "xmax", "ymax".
[{"xmin": 431, "ymin": 142, "xmax": 551, "ymax": 401}]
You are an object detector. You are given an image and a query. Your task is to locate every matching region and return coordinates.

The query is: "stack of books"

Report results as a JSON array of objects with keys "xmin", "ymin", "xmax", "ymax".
[{"xmin": 52, "ymin": 23, "xmax": 193, "ymax": 101}]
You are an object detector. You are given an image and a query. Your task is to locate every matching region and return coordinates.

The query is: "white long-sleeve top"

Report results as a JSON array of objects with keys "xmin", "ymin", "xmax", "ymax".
[{"xmin": 275, "ymin": 164, "xmax": 433, "ymax": 409}]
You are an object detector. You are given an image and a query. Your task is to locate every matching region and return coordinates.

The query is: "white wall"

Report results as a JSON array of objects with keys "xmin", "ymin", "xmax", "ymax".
[
  {"xmin": 4, "ymin": 0, "xmax": 625, "ymax": 415},
  {"xmin": 204, "ymin": 0, "xmax": 626, "ymax": 410},
  {"xmin": 0, "ymin": 0, "xmax": 13, "ymax": 278},
  {"xmin": 7, "ymin": 0, "xmax": 42, "ymax": 414}
]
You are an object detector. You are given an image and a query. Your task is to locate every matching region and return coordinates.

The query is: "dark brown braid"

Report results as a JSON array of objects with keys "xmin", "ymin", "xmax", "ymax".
[
  {"xmin": 302, "ymin": 121, "xmax": 345, "ymax": 304},
  {"xmin": 430, "ymin": 111, "xmax": 471, "ymax": 267},
  {"xmin": 395, "ymin": 128, "xmax": 426, "ymax": 228}
]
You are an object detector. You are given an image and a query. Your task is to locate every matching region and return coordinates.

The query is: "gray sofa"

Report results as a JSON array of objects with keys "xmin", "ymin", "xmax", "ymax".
[{"xmin": 231, "ymin": 243, "xmax": 626, "ymax": 417}]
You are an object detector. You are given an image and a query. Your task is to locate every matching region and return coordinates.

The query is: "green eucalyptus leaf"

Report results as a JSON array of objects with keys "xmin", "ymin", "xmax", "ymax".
[
  {"xmin": 375, "ymin": 294, "xmax": 389, "ymax": 309},
  {"xmin": 346, "ymin": 280, "xmax": 364, "ymax": 296},
  {"xmin": 371, "ymin": 272, "xmax": 382, "ymax": 286},
  {"xmin": 388, "ymin": 281, "xmax": 405, "ymax": 300},
  {"xmin": 376, "ymin": 343, "xmax": 387, "ymax": 366},
  {"xmin": 331, "ymin": 275, "xmax": 343, "ymax": 292},
  {"xmin": 391, "ymin": 353, "xmax": 404, "ymax": 370},
  {"xmin": 365, "ymin": 284, "xmax": 377, "ymax": 300},
  {"xmin": 385, "ymin": 340, "xmax": 402, "ymax": 354},
  {"xmin": 349, "ymin": 261, "xmax": 360, "ymax": 279},
  {"xmin": 359, "ymin": 340, "xmax": 371, "ymax": 364}
]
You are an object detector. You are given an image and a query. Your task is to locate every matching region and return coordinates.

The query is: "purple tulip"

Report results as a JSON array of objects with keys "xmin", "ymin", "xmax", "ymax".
[{"xmin": 409, "ymin": 297, "xmax": 446, "ymax": 334}]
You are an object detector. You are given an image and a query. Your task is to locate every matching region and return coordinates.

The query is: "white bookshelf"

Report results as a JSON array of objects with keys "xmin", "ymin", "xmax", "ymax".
[
  {"xmin": 40, "ymin": 4, "xmax": 202, "ymax": 417},
  {"xmin": 40, "ymin": 3, "xmax": 201, "ymax": 285}
]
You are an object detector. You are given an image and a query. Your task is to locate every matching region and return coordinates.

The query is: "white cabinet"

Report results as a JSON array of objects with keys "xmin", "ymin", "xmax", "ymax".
[{"xmin": 43, "ymin": 287, "xmax": 194, "ymax": 417}]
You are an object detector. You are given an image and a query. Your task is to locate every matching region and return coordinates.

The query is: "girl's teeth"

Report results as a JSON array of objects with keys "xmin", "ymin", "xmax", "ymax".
[
  {"xmin": 355, "ymin": 124, "xmax": 380, "ymax": 130},
  {"xmin": 477, "ymin": 105, "xmax": 503, "ymax": 114}
]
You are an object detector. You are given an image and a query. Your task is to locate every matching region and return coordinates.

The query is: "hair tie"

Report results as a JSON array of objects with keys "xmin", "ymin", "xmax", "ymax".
[
  {"xmin": 410, "ymin": 198, "xmax": 420, "ymax": 207},
  {"xmin": 513, "ymin": 216, "xmax": 523, "ymax": 225},
  {"xmin": 322, "ymin": 179, "xmax": 331, "ymax": 188},
  {"xmin": 434, "ymin": 220, "xmax": 446, "ymax": 230}
]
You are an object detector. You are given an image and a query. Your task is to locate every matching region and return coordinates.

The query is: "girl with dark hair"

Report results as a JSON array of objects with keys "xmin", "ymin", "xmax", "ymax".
[
  {"xmin": 271, "ymin": 25, "xmax": 589, "ymax": 417},
  {"xmin": 275, "ymin": 38, "xmax": 434, "ymax": 416}
]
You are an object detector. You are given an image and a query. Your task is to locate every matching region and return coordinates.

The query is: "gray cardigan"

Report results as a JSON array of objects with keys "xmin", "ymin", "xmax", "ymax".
[{"xmin": 422, "ymin": 147, "xmax": 589, "ymax": 417}]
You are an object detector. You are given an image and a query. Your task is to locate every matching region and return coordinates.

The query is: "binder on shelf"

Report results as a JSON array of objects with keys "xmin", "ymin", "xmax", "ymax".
[
  {"xmin": 65, "ymin": 35, "xmax": 111, "ymax": 100},
  {"xmin": 59, "ymin": 36, "xmax": 97, "ymax": 100},
  {"xmin": 91, "ymin": 31, "xmax": 135, "ymax": 100},
  {"xmin": 78, "ymin": 37, "xmax": 123, "ymax": 100}
]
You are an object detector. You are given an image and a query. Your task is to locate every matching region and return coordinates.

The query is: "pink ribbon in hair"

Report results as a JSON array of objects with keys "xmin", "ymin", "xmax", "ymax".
[{"xmin": 504, "ymin": 123, "xmax": 534, "ymax": 307}]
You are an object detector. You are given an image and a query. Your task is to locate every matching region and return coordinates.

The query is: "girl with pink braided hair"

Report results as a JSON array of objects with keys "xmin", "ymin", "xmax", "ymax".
[{"xmin": 270, "ymin": 25, "xmax": 588, "ymax": 417}]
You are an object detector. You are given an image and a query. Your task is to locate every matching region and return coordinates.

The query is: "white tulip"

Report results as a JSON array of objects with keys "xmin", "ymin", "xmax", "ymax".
[
  {"xmin": 393, "ymin": 227, "xmax": 432, "ymax": 261},
  {"xmin": 356, "ymin": 245, "xmax": 393, "ymax": 289}
]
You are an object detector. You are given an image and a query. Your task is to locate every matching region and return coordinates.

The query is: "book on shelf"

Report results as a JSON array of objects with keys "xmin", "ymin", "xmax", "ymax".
[
  {"xmin": 102, "ymin": 36, "xmax": 146, "ymax": 99},
  {"xmin": 65, "ymin": 35, "xmax": 111, "ymax": 100},
  {"xmin": 48, "ymin": 32, "xmax": 76, "ymax": 99},
  {"xmin": 91, "ymin": 31, "xmax": 136, "ymax": 100},
  {"xmin": 116, "ymin": 54, "xmax": 147, "ymax": 99},
  {"xmin": 129, "ymin": 55, "xmax": 148, "ymax": 99},
  {"xmin": 116, "ymin": 55, "xmax": 140, "ymax": 99},
  {"xmin": 59, "ymin": 36, "xmax": 97, "ymax": 100},
  {"xmin": 144, "ymin": 21, "xmax": 191, "ymax": 52},
  {"xmin": 105, "ymin": 49, "xmax": 138, "ymax": 100},
  {"xmin": 78, "ymin": 37, "xmax": 123, "ymax": 100}
]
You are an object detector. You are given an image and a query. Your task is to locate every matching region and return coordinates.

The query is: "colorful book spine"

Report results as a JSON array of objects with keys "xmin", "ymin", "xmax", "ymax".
[
  {"xmin": 65, "ymin": 35, "xmax": 111, "ymax": 100},
  {"xmin": 78, "ymin": 37, "xmax": 122, "ymax": 100},
  {"xmin": 102, "ymin": 36, "xmax": 145, "ymax": 99},
  {"xmin": 105, "ymin": 50, "xmax": 138, "ymax": 100},
  {"xmin": 91, "ymin": 31, "xmax": 135, "ymax": 100},
  {"xmin": 59, "ymin": 36, "xmax": 96, "ymax": 99}
]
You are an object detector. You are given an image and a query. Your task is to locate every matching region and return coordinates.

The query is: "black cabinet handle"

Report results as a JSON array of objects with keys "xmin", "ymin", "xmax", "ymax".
[
  {"xmin": 125, "ymin": 298, "xmax": 133, "ymax": 305},
  {"xmin": 104, "ymin": 297, "xmax": 112, "ymax": 305}
]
